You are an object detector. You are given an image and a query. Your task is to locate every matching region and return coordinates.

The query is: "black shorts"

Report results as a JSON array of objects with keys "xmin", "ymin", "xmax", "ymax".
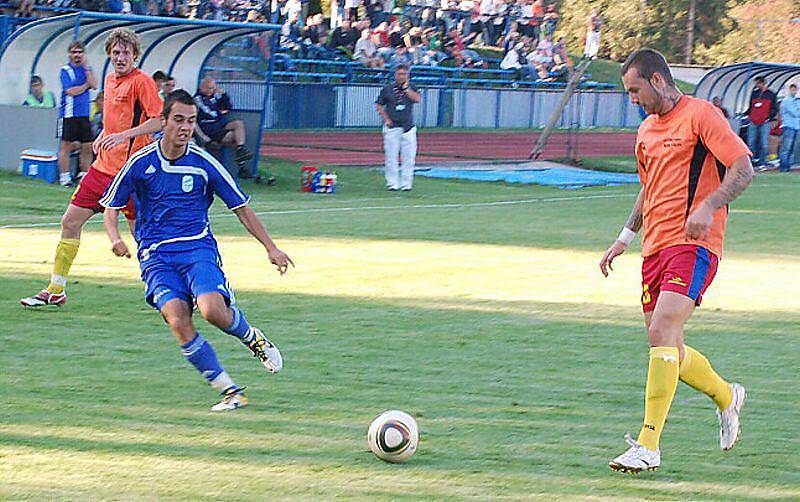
[
  {"xmin": 202, "ymin": 123, "xmax": 230, "ymax": 143},
  {"xmin": 60, "ymin": 117, "xmax": 93, "ymax": 143}
]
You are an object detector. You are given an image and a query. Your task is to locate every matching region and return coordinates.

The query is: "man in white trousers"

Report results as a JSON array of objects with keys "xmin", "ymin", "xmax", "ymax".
[{"xmin": 375, "ymin": 64, "xmax": 422, "ymax": 191}]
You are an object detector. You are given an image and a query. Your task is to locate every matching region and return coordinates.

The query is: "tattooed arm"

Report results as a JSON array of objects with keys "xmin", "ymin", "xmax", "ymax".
[
  {"xmin": 685, "ymin": 154, "xmax": 753, "ymax": 240},
  {"xmin": 624, "ymin": 186, "xmax": 645, "ymax": 232},
  {"xmin": 599, "ymin": 186, "xmax": 644, "ymax": 277}
]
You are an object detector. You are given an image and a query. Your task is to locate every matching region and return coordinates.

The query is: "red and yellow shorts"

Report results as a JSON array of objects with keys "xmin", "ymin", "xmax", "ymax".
[
  {"xmin": 71, "ymin": 167, "xmax": 135, "ymax": 220},
  {"xmin": 641, "ymin": 244, "xmax": 719, "ymax": 313}
]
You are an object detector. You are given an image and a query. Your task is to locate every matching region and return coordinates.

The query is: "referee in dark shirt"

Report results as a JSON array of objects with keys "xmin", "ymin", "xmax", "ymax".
[{"xmin": 375, "ymin": 65, "xmax": 422, "ymax": 191}]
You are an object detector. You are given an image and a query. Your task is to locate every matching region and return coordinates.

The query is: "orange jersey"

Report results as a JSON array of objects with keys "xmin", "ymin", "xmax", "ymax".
[
  {"xmin": 93, "ymin": 68, "xmax": 162, "ymax": 176},
  {"xmin": 635, "ymin": 96, "xmax": 751, "ymax": 258}
]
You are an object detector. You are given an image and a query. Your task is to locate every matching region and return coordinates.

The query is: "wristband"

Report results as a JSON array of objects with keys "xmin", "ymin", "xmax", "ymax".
[{"xmin": 616, "ymin": 227, "xmax": 636, "ymax": 246}]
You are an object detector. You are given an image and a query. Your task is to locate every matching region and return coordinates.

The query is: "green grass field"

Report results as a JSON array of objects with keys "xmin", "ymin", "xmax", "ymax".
[{"xmin": 1, "ymin": 159, "xmax": 798, "ymax": 500}]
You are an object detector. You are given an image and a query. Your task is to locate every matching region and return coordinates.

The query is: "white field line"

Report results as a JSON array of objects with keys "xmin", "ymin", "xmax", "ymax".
[{"xmin": 0, "ymin": 193, "xmax": 635, "ymax": 229}]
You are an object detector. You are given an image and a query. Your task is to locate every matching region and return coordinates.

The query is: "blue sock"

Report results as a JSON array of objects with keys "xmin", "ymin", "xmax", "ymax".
[
  {"xmin": 223, "ymin": 306, "xmax": 254, "ymax": 342},
  {"xmin": 180, "ymin": 333, "xmax": 237, "ymax": 393}
]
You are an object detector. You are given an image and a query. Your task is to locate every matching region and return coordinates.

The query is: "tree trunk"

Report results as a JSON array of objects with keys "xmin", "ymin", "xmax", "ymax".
[{"xmin": 685, "ymin": 0, "xmax": 696, "ymax": 64}]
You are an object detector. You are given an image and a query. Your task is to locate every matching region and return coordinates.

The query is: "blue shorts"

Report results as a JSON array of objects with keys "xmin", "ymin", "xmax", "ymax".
[{"xmin": 140, "ymin": 245, "xmax": 234, "ymax": 310}]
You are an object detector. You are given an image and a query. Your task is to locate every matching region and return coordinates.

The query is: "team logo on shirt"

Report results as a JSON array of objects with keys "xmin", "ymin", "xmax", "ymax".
[{"xmin": 182, "ymin": 175, "xmax": 194, "ymax": 192}]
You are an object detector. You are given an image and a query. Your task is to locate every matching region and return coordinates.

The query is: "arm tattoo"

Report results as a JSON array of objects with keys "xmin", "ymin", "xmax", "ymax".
[
  {"xmin": 625, "ymin": 207, "xmax": 643, "ymax": 232},
  {"xmin": 704, "ymin": 163, "xmax": 753, "ymax": 210},
  {"xmin": 625, "ymin": 188, "xmax": 645, "ymax": 232}
]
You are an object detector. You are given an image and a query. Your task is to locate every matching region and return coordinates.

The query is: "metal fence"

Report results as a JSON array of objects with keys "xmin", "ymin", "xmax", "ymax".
[{"xmin": 218, "ymin": 81, "xmax": 642, "ymax": 130}]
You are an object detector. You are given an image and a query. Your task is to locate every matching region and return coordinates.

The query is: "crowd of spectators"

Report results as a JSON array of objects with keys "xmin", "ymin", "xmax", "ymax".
[
  {"xmin": 6, "ymin": 0, "xmax": 573, "ymax": 80},
  {"xmin": 273, "ymin": 0, "xmax": 566, "ymax": 76}
]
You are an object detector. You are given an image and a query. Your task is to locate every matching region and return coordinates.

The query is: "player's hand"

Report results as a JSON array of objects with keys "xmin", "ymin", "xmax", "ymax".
[
  {"xmin": 111, "ymin": 239, "xmax": 131, "ymax": 258},
  {"xmin": 384, "ymin": 120, "xmax": 394, "ymax": 128},
  {"xmin": 685, "ymin": 202, "xmax": 714, "ymax": 241},
  {"xmin": 92, "ymin": 132, "xmax": 104, "ymax": 154},
  {"xmin": 99, "ymin": 132, "xmax": 127, "ymax": 151},
  {"xmin": 599, "ymin": 240, "xmax": 627, "ymax": 277},
  {"xmin": 268, "ymin": 247, "xmax": 295, "ymax": 275}
]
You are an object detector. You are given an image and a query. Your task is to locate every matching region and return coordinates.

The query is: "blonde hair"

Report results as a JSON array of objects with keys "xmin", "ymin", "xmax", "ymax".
[{"xmin": 104, "ymin": 27, "xmax": 142, "ymax": 59}]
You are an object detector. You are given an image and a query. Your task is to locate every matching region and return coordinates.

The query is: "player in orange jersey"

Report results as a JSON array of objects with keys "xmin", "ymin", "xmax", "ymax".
[
  {"xmin": 21, "ymin": 28, "xmax": 163, "ymax": 308},
  {"xmin": 599, "ymin": 49, "xmax": 754, "ymax": 473}
]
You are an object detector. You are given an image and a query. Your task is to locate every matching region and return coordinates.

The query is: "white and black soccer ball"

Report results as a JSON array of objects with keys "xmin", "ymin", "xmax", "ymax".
[{"xmin": 367, "ymin": 410, "xmax": 419, "ymax": 463}]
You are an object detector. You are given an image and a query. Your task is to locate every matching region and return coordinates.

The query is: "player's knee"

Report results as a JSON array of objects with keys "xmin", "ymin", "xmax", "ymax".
[
  {"xmin": 647, "ymin": 320, "xmax": 680, "ymax": 347},
  {"xmin": 197, "ymin": 299, "xmax": 228, "ymax": 326},
  {"xmin": 60, "ymin": 212, "xmax": 81, "ymax": 234}
]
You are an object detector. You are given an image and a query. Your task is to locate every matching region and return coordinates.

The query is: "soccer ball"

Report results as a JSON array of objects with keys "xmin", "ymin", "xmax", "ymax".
[{"xmin": 367, "ymin": 410, "xmax": 419, "ymax": 463}]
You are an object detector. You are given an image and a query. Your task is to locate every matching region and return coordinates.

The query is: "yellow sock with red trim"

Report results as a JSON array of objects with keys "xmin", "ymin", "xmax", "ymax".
[
  {"xmin": 637, "ymin": 346, "xmax": 679, "ymax": 451},
  {"xmin": 679, "ymin": 345, "xmax": 732, "ymax": 411},
  {"xmin": 46, "ymin": 238, "xmax": 80, "ymax": 294}
]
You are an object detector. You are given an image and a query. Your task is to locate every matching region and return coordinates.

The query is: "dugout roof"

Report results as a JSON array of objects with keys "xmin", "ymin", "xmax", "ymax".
[
  {"xmin": 695, "ymin": 62, "xmax": 800, "ymax": 117},
  {"xmin": 0, "ymin": 12, "xmax": 278, "ymax": 106}
]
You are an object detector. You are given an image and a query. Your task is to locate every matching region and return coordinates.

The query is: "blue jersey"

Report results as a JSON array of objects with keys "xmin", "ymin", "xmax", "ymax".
[
  {"xmin": 60, "ymin": 63, "xmax": 91, "ymax": 118},
  {"xmin": 99, "ymin": 141, "xmax": 250, "ymax": 259}
]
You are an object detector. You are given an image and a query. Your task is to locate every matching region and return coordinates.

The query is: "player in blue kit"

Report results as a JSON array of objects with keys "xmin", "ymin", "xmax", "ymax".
[{"xmin": 100, "ymin": 90, "xmax": 294, "ymax": 411}]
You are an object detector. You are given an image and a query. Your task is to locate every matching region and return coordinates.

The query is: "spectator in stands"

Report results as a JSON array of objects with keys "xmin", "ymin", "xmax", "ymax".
[
  {"xmin": 778, "ymin": 83, "xmax": 799, "ymax": 173},
  {"xmin": 280, "ymin": 14, "xmax": 303, "ymax": 54},
  {"xmin": 375, "ymin": 64, "xmax": 421, "ymax": 191},
  {"xmin": 745, "ymin": 76, "xmax": 778, "ymax": 169},
  {"xmin": 14, "ymin": 0, "xmax": 35, "ymax": 18},
  {"xmin": 712, "ymin": 96, "xmax": 729, "ymax": 119},
  {"xmin": 543, "ymin": 3, "xmax": 558, "ymax": 38},
  {"xmin": 22, "ymin": 75, "xmax": 56, "ymax": 108},
  {"xmin": 329, "ymin": 18, "xmax": 358, "ymax": 54},
  {"xmin": 527, "ymin": 43, "xmax": 553, "ymax": 80},
  {"xmin": 330, "ymin": 0, "xmax": 344, "ymax": 29},
  {"xmin": 194, "ymin": 77, "xmax": 255, "ymax": 177},
  {"xmin": 58, "ymin": 40, "xmax": 97, "ymax": 186},
  {"xmin": 584, "ymin": 7, "xmax": 602, "ymax": 59},
  {"xmin": 345, "ymin": 0, "xmax": 360, "ymax": 20},
  {"xmin": 550, "ymin": 36, "xmax": 572, "ymax": 80},
  {"xmin": 354, "ymin": 28, "xmax": 382, "ymax": 67},
  {"xmin": 390, "ymin": 45, "xmax": 413, "ymax": 67},
  {"xmin": 518, "ymin": 0, "xmax": 534, "ymax": 37},
  {"xmin": 500, "ymin": 41, "xmax": 524, "ymax": 77}
]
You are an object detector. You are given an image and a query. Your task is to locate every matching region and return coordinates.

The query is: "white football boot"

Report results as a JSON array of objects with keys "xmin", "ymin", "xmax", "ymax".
[
  {"xmin": 717, "ymin": 382, "xmax": 746, "ymax": 451},
  {"xmin": 609, "ymin": 433, "xmax": 661, "ymax": 473},
  {"xmin": 242, "ymin": 327, "xmax": 283, "ymax": 373},
  {"xmin": 211, "ymin": 388, "xmax": 249, "ymax": 412}
]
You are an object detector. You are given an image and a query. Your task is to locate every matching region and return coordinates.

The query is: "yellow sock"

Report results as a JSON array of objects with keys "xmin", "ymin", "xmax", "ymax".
[
  {"xmin": 679, "ymin": 345, "xmax": 732, "ymax": 411},
  {"xmin": 47, "ymin": 238, "xmax": 80, "ymax": 294},
  {"xmin": 637, "ymin": 346, "xmax": 679, "ymax": 451}
]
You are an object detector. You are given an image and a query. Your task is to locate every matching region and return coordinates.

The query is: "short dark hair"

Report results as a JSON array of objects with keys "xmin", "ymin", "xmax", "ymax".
[
  {"xmin": 30, "ymin": 75, "xmax": 43, "ymax": 86},
  {"xmin": 395, "ymin": 64, "xmax": 409, "ymax": 72},
  {"xmin": 167, "ymin": 76, "xmax": 175, "ymax": 82},
  {"xmin": 152, "ymin": 70, "xmax": 167, "ymax": 83},
  {"xmin": 754, "ymin": 76, "xmax": 765, "ymax": 84},
  {"xmin": 162, "ymin": 89, "xmax": 196, "ymax": 119},
  {"xmin": 621, "ymin": 48, "xmax": 675, "ymax": 86},
  {"xmin": 68, "ymin": 40, "xmax": 85, "ymax": 52}
]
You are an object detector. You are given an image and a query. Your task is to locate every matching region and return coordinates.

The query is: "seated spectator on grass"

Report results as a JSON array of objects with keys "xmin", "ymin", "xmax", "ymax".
[
  {"xmin": 194, "ymin": 78, "xmax": 255, "ymax": 176},
  {"xmin": 22, "ymin": 75, "xmax": 56, "ymax": 108}
]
